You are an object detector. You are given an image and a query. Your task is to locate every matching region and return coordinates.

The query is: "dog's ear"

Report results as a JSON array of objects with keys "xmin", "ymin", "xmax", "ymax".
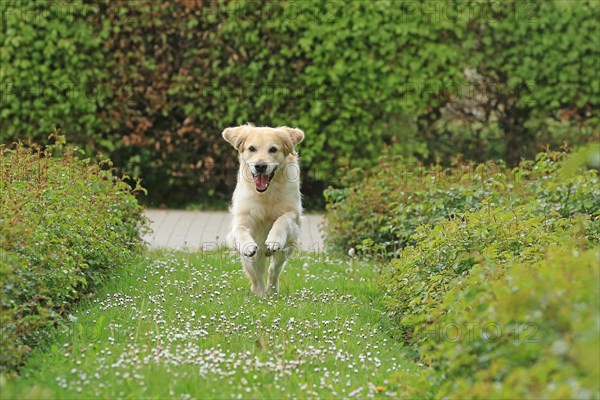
[
  {"xmin": 279, "ymin": 127, "xmax": 304, "ymax": 154},
  {"xmin": 222, "ymin": 126, "xmax": 248, "ymax": 151}
]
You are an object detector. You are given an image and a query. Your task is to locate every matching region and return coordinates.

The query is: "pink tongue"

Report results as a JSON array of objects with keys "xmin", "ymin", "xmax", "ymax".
[{"xmin": 253, "ymin": 174, "xmax": 269, "ymax": 190}]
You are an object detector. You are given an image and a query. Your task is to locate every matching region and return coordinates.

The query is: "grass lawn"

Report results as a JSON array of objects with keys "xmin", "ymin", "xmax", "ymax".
[{"xmin": 3, "ymin": 249, "xmax": 427, "ymax": 399}]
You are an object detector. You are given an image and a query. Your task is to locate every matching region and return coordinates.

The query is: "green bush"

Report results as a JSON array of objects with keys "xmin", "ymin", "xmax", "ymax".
[
  {"xmin": 0, "ymin": 137, "xmax": 147, "ymax": 372},
  {"xmin": 368, "ymin": 151, "xmax": 599, "ymax": 331},
  {"xmin": 0, "ymin": 0, "xmax": 109, "ymax": 147},
  {"xmin": 324, "ymin": 158, "xmax": 511, "ymax": 258},
  {"xmin": 378, "ymin": 204, "xmax": 599, "ymax": 336},
  {"xmin": 2, "ymin": 1, "xmax": 597, "ymax": 206},
  {"xmin": 419, "ymin": 248, "xmax": 600, "ymax": 398},
  {"xmin": 324, "ymin": 151, "xmax": 599, "ymax": 258},
  {"xmin": 326, "ymin": 147, "xmax": 599, "ymax": 397},
  {"xmin": 359, "ymin": 150, "xmax": 600, "ymax": 398},
  {"xmin": 426, "ymin": 0, "xmax": 600, "ymax": 165},
  {"xmin": 89, "ymin": 0, "xmax": 464, "ymax": 206},
  {"xmin": 389, "ymin": 246, "xmax": 600, "ymax": 399}
]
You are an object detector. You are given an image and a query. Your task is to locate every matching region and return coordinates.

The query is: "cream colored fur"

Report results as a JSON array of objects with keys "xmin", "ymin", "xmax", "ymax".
[{"xmin": 222, "ymin": 124, "xmax": 304, "ymax": 297}]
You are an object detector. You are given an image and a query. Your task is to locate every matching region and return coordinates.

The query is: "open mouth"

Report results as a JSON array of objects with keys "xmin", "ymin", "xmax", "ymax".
[{"xmin": 252, "ymin": 169, "xmax": 276, "ymax": 193}]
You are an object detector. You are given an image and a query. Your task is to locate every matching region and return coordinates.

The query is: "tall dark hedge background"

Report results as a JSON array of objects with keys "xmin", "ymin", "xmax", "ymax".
[{"xmin": 1, "ymin": 0, "xmax": 598, "ymax": 207}]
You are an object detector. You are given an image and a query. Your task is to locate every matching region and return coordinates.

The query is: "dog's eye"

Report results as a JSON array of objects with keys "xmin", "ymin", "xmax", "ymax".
[
  {"xmin": 248, "ymin": 146, "xmax": 256, "ymax": 152},
  {"xmin": 269, "ymin": 147, "xmax": 278, "ymax": 153}
]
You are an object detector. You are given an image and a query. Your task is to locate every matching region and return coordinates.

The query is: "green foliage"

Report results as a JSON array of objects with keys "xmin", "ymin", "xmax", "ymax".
[
  {"xmin": 423, "ymin": 248, "xmax": 599, "ymax": 398},
  {"xmin": 334, "ymin": 150, "xmax": 599, "ymax": 327},
  {"xmin": 91, "ymin": 0, "xmax": 464, "ymax": 206},
  {"xmin": 325, "ymin": 151, "xmax": 599, "ymax": 257},
  {"xmin": 326, "ymin": 148, "xmax": 599, "ymax": 397},
  {"xmin": 428, "ymin": 0, "xmax": 600, "ymax": 164},
  {"xmin": 324, "ymin": 157, "xmax": 511, "ymax": 258},
  {"xmin": 0, "ymin": 0, "xmax": 108, "ymax": 145},
  {"xmin": 0, "ymin": 137, "xmax": 147, "ymax": 372},
  {"xmin": 383, "ymin": 248, "xmax": 600, "ymax": 398},
  {"xmin": 378, "ymin": 205, "xmax": 598, "ymax": 335},
  {"xmin": 2, "ymin": 1, "xmax": 597, "ymax": 207}
]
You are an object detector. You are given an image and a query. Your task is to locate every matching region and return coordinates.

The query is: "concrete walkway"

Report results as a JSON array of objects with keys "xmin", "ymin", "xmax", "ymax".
[{"xmin": 143, "ymin": 210, "xmax": 325, "ymax": 251}]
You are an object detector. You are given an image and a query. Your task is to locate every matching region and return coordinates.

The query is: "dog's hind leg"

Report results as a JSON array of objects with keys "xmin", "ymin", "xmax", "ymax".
[
  {"xmin": 242, "ymin": 252, "xmax": 267, "ymax": 297},
  {"xmin": 267, "ymin": 249, "xmax": 290, "ymax": 295}
]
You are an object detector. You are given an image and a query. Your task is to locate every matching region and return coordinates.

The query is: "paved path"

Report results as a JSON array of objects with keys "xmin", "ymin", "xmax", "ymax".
[{"xmin": 143, "ymin": 210, "xmax": 325, "ymax": 251}]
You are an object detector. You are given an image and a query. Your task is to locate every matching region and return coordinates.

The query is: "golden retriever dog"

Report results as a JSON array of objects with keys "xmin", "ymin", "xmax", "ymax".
[{"xmin": 222, "ymin": 124, "xmax": 304, "ymax": 297}]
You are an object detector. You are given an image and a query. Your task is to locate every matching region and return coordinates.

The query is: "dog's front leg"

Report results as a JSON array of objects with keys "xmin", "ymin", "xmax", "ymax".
[
  {"xmin": 231, "ymin": 214, "xmax": 268, "ymax": 296},
  {"xmin": 230, "ymin": 214, "xmax": 258, "ymax": 257},
  {"xmin": 265, "ymin": 211, "xmax": 300, "ymax": 255}
]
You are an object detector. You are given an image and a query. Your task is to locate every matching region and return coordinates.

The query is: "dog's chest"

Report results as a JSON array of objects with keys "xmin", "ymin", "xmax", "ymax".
[{"xmin": 248, "ymin": 201, "xmax": 286, "ymax": 223}]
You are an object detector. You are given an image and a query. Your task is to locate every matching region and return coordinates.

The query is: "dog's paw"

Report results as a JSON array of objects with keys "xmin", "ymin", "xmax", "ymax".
[
  {"xmin": 265, "ymin": 240, "xmax": 284, "ymax": 256},
  {"xmin": 241, "ymin": 242, "xmax": 258, "ymax": 257},
  {"xmin": 253, "ymin": 286, "xmax": 267, "ymax": 298}
]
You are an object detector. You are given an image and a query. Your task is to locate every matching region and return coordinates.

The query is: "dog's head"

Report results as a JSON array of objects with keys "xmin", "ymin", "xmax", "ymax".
[{"xmin": 222, "ymin": 124, "xmax": 304, "ymax": 193}]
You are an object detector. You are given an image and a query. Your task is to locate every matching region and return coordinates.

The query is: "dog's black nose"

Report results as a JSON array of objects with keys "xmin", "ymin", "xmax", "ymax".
[{"xmin": 254, "ymin": 162, "xmax": 268, "ymax": 173}]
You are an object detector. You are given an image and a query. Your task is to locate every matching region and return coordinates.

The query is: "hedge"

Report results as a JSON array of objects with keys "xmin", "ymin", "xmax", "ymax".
[
  {"xmin": 325, "ymin": 148, "xmax": 599, "ymax": 397},
  {"xmin": 1, "ymin": 1, "xmax": 598, "ymax": 206},
  {"xmin": 324, "ymin": 148, "xmax": 599, "ymax": 258},
  {"xmin": 0, "ymin": 137, "xmax": 147, "ymax": 372},
  {"xmin": 391, "ymin": 246, "xmax": 600, "ymax": 398},
  {"xmin": 423, "ymin": 0, "xmax": 600, "ymax": 165}
]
